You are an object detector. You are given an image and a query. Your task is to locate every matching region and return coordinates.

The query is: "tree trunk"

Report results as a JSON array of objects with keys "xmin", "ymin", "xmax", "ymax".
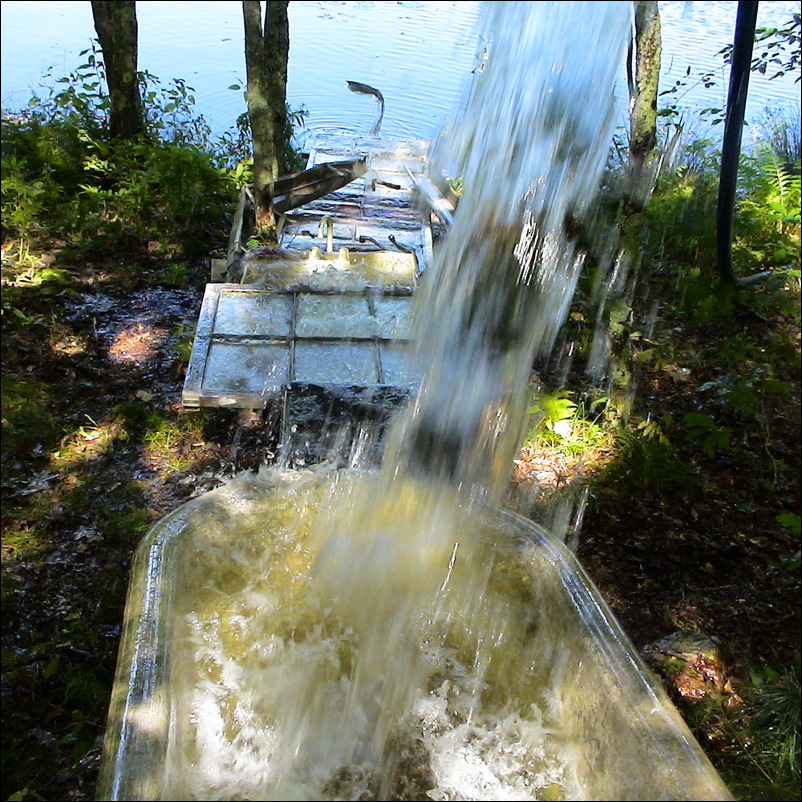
[
  {"xmin": 627, "ymin": 0, "xmax": 661, "ymax": 210},
  {"xmin": 90, "ymin": 1, "xmax": 144, "ymax": 140},
  {"xmin": 590, "ymin": 2, "xmax": 662, "ymax": 433},
  {"xmin": 243, "ymin": 0, "xmax": 290, "ymax": 239}
]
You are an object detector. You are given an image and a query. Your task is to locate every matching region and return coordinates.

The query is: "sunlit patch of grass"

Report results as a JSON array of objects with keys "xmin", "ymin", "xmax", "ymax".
[
  {"xmin": 525, "ymin": 413, "xmax": 615, "ymax": 460},
  {"xmin": 100, "ymin": 508, "xmax": 152, "ymax": 543},
  {"xmin": 50, "ymin": 414, "xmax": 130, "ymax": 470},
  {"xmin": 141, "ymin": 409, "xmax": 215, "ymax": 476},
  {"xmin": 512, "ymin": 390, "xmax": 618, "ymax": 515},
  {"xmin": 521, "ymin": 387, "xmax": 616, "ymax": 468},
  {"xmin": 0, "ymin": 523, "xmax": 51, "ymax": 562},
  {"xmin": 1, "ymin": 237, "xmax": 48, "ymax": 276}
]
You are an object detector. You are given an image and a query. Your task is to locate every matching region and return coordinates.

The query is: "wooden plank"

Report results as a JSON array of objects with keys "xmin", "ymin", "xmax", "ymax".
[
  {"xmin": 182, "ymin": 284, "xmax": 224, "ymax": 407},
  {"xmin": 225, "ymin": 187, "xmax": 253, "ymax": 277}
]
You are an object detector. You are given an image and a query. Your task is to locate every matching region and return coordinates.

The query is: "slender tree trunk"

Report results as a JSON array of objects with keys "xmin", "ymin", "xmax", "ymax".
[
  {"xmin": 593, "ymin": 2, "xmax": 661, "ymax": 431},
  {"xmin": 243, "ymin": 0, "xmax": 290, "ymax": 239},
  {"xmin": 627, "ymin": 0, "xmax": 661, "ymax": 209},
  {"xmin": 90, "ymin": 1, "xmax": 144, "ymax": 140}
]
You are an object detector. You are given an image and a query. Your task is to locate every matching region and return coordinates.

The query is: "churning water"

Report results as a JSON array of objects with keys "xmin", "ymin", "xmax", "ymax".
[{"xmin": 148, "ymin": 3, "xmax": 637, "ymax": 799}]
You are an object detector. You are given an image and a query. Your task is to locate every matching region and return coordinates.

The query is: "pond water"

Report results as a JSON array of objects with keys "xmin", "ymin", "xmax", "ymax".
[{"xmin": 1, "ymin": 0, "xmax": 799, "ymax": 146}]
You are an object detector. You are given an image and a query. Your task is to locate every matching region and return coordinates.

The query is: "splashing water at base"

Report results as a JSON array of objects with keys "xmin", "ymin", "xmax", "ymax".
[
  {"xmin": 166, "ymin": 468, "xmax": 576, "ymax": 800},
  {"xmin": 140, "ymin": 464, "xmax": 731, "ymax": 801}
]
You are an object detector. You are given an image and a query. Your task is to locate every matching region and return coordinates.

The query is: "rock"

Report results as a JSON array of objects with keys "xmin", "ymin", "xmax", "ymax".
[{"xmin": 642, "ymin": 629, "xmax": 741, "ymax": 706}]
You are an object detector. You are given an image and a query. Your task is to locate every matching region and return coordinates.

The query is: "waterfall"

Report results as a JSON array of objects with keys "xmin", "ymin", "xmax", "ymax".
[
  {"xmin": 397, "ymin": 0, "xmax": 631, "ymax": 498},
  {"xmin": 251, "ymin": 2, "xmax": 633, "ymax": 797}
]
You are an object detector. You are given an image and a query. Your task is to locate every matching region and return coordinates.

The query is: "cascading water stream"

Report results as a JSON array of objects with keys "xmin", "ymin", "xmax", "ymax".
[
  {"xmin": 253, "ymin": 2, "xmax": 633, "ymax": 797},
  {"xmin": 398, "ymin": 0, "xmax": 630, "ymax": 498}
]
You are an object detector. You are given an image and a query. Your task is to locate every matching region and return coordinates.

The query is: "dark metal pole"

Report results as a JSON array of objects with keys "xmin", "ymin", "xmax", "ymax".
[{"xmin": 717, "ymin": 0, "xmax": 759, "ymax": 285}]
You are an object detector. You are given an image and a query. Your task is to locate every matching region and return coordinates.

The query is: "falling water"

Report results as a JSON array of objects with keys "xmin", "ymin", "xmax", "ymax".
[
  {"xmin": 399, "ymin": 0, "xmax": 631, "ymax": 498},
  {"xmin": 165, "ymin": 2, "xmax": 633, "ymax": 799}
]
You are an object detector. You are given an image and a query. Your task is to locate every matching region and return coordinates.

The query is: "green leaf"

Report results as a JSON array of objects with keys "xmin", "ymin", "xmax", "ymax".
[
  {"xmin": 43, "ymin": 655, "xmax": 60, "ymax": 680},
  {"xmin": 701, "ymin": 426, "xmax": 731, "ymax": 456},
  {"xmin": 761, "ymin": 378, "xmax": 792, "ymax": 396},
  {"xmin": 682, "ymin": 411, "xmax": 716, "ymax": 429},
  {"xmin": 750, "ymin": 666, "xmax": 781, "ymax": 686},
  {"xmin": 633, "ymin": 348, "xmax": 656, "ymax": 364},
  {"xmin": 776, "ymin": 512, "xmax": 801, "ymax": 536}
]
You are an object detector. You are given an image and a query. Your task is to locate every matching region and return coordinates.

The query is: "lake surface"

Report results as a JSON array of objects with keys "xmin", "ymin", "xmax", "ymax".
[{"xmin": 1, "ymin": 1, "xmax": 799, "ymax": 145}]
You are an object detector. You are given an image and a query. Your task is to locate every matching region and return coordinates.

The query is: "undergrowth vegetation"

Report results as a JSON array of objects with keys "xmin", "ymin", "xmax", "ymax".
[
  {"xmin": 1, "ymin": 45, "xmax": 306, "ymax": 260},
  {"xmin": 1, "ymin": 40, "xmax": 800, "ymax": 802},
  {"xmin": 518, "ymin": 97, "xmax": 800, "ymax": 800}
]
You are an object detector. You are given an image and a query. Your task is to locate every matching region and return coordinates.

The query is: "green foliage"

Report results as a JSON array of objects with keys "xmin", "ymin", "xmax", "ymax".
[
  {"xmin": 171, "ymin": 322, "xmax": 196, "ymax": 364},
  {"xmin": 0, "ymin": 375, "xmax": 66, "ymax": 459},
  {"xmin": 674, "ymin": 270, "xmax": 738, "ymax": 324},
  {"xmin": 721, "ymin": 12, "xmax": 801, "ymax": 84},
  {"xmin": 158, "ymin": 260, "xmax": 190, "ymax": 288},
  {"xmin": 751, "ymin": 668, "xmax": 801, "ymax": 783},
  {"xmin": 697, "ymin": 367, "xmax": 792, "ymax": 418},
  {"xmin": 776, "ymin": 512, "xmax": 802, "ymax": 537},
  {"xmin": 2, "ymin": 303, "xmax": 42, "ymax": 326},
  {"xmin": 139, "ymin": 70, "xmax": 214, "ymax": 148},
  {"xmin": 36, "ymin": 46, "xmax": 110, "ymax": 136},
  {"xmin": 641, "ymin": 140, "xmax": 800, "ymax": 298},
  {"xmin": 603, "ymin": 424, "xmax": 692, "ymax": 493},
  {"xmin": 447, "ymin": 175, "xmax": 464, "ymax": 196},
  {"xmin": 528, "ymin": 389, "xmax": 577, "ymax": 436},
  {"xmin": 0, "ymin": 47, "xmax": 306, "ymax": 258},
  {"xmin": 524, "ymin": 389, "xmax": 610, "ymax": 456},
  {"xmin": 100, "ymin": 508, "xmax": 152, "ymax": 541},
  {"xmin": 682, "ymin": 411, "xmax": 733, "ymax": 456},
  {"xmin": 6, "ymin": 789, "xmax": 42, "ymax": 801},
  {"xmin": 2, "ymin": 111, "xmax": 236, "ymax": 256},
  {"xmin": 220, "ymin": 104, "xmax": 309, "ymax": 176},
  {"xmin": 776, "ymin": 514, "xmax": 801, "ymax": 574},
  {"xmin": 736, "ymin": 147, "xmax": 801, "ymax": 271},
  {"xmin": 756, "ymin": 105, "xmax": 802, "ymax": 169},
  {"xmin": 643, "ymin": 60, "xmax": 800, "ymax": 284},
  {"xmin": 719, "ymin": 666, "xmax": 802, "ymax": 800},
  {"xmin": 642, "ymin": 138, "xmax": 721, "ymax": 268}
]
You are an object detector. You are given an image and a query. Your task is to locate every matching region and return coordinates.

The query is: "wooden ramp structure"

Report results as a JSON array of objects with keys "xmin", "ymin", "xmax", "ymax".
[{"xmin": 182, "ymin": 133, "xmax": 434, "ymax": 410}]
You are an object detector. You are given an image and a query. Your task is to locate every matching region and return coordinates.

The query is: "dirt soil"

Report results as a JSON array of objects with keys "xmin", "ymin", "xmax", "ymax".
[{"xmin": 1, "ymin": 245, "xmax": 800, "ymax": 801}]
